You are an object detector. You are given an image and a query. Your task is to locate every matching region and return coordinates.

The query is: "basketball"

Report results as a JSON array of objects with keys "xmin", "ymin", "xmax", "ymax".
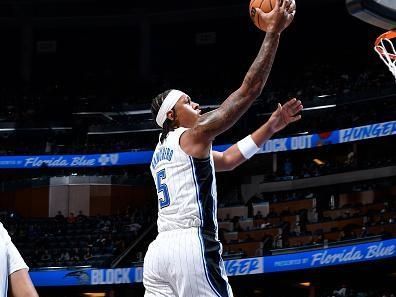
[{"xmin": 249, "ymin": 0, "xmax": 277, "ymax": 31}]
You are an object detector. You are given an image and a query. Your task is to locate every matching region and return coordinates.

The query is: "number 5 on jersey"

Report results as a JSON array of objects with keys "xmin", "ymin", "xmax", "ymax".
[{"xmin": 156, "ymin": 169, "xmax": 171, "ymax": 208}]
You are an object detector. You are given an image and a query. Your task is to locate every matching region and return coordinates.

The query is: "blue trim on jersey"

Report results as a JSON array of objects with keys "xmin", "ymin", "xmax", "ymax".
[
  {"xmin": 198, "ymin": 229, "xmax": 223, "ymax": 297},
  {"xmin": 189, "ymin": 157, "xmax": 221, "ymax": 296},
  {"xmin": 191, "ymin": 157, "xmax": 216, "ymax": 233},
  {"xmin": 197, "ymin": 230, "xmax": 232, "ymax": 297},
  {"xmin": 190, "ymin": 156, "xmax": 230, "ymax": 297},
  {"xmin": 189, "ymin": 157, "xmax": 203, "ymax": 226},
  {"xmin": 209, "ymin": 156, "xmax": 219, "ymax": 236}
]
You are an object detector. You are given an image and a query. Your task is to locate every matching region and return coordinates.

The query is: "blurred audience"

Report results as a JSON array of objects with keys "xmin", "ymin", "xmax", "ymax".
[{"xmin": 0, "ymin": 206, "xmax": 153, "ymax": 268}]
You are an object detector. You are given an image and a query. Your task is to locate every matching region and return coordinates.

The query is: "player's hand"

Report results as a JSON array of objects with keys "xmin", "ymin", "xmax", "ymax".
[
  {"xmin": 256, "ymin": 0, "xmax": 296, "ymax": 33},
  {"xmin": 267, "ymin": 98, "xmax": 302, "ymax": 133}
]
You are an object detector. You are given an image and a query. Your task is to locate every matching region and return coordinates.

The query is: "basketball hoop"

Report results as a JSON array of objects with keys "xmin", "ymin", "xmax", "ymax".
[{"xmin": 374, "ymin": 30, "xmax": 396, "ymax": 80}]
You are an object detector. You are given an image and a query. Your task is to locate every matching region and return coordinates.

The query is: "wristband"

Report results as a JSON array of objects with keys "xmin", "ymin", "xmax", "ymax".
[{"xmin": 237, "ymin": 135, "xmax": 260, "ymax": 159}]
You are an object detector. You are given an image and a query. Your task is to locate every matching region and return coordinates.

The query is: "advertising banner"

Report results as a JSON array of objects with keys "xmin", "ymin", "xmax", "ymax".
[
  {"xmin": 30, "ymin": 239, "xmax": 396, "ymax": 287},
  {"xmin": 0, "ymin": 121, "xmax": 394, "ymax": 169}
]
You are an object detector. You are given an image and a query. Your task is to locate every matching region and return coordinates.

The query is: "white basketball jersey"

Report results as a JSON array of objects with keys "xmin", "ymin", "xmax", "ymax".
[
  {"xmin": 0, "ymin": 222, "xmax": 29, "ymax": 297},
  {"xmin": 150, "ymin": 128, "xmax": 218, "ymax": 236}
]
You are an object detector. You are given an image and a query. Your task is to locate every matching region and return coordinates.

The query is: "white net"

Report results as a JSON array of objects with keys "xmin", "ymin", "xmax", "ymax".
[{"xmin": 374, "ymin": 31, "xmax": 396, "ymax": 81}]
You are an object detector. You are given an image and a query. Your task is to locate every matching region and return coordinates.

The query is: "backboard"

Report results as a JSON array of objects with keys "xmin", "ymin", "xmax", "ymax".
[{"xmin": 346, "ymin": 0, "xmax": 396, "ymax": 30}]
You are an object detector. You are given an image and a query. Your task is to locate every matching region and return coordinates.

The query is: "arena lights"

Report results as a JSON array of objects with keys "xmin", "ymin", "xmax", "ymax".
[
  {"xmin": 74, "ymin": 104, "xmax": 221, "ymax": 117},
  {"xmin": 87, "ymin": 129, "xmax": 161, "ymax": 135},
  {"xmin": 258, "ymin": 104, "xmax": 336, "ymax": 116},
  {"xmin": 0, "ymin": 127, "xmax": 71, "ymax": 132},
  {"xmin": 51, "ymin": 127, "xmax": 72, "ymax": 130},
  {"xmin": 0, "ymin": 128, "xmax": 15, "ymax": 132},
  {"xmin": 299, "ymin": 282, "xmax": 311, "ymax": 287},
  {"xmin": 313, "ymin": 158, "xmax": 325, "ymax": 165},
  {"xmin": 316, "ymin": 94, "xmax": 335, "ymax": 98},
  {"xmin": 302, "ymin": 104, "xmax": 337, "ymax": 111}
]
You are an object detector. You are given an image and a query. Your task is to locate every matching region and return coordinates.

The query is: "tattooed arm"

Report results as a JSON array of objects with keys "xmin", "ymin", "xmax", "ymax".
[{"xmin": 181, "ymin": 0, "xmax": 296, "ymax": 158}]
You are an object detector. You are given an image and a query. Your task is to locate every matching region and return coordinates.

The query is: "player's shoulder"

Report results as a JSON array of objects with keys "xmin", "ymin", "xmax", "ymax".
[
  {"xmin": 172, "ymin": 127, "xmax": 189, "ymax": 136},
  {"xmin": 165, "ymin": 127, "xmax": 189, "ymax": 143}
]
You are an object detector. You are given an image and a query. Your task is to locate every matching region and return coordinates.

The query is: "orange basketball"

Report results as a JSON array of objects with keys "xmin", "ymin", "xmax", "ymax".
[{"xmin": 249, "ymin": 0, "xmax": 277, "ymax": 31}]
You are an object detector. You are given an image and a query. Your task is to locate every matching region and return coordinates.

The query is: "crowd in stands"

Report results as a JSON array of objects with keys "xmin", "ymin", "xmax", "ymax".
[
  {"xmin": 265, "ymin": 146, "xmax": 395, "ymax": 182},
  {"xmin": 0, "ymin": 154, "xmax": 394, "ymax": 268},
  {"xmin": 219, "ymin": 180, "xmax": 396, "ymax": 258},
  {"xmin": 0, "ymin": 137, "xmax": 393, "ymax": 268},
  {"xmin": 0, "ymin": 132, "xmax": 145, "ymax": 156},
  {"xmin": 0, "ymin": 60, "xmax": 393, "ymax": 155},
  {"xmin": 0, "ymin": 179, "xmax": 395, "ymax": 270},
  {"xmin": 0, "ymin": 206, "xmax": 153, "ymax": 268}
]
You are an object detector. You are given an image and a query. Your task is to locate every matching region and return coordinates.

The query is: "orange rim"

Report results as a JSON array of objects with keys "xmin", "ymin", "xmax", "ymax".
[{"xmin": 375, "ymin": 30, "xmax": 396, "ymax": 60}]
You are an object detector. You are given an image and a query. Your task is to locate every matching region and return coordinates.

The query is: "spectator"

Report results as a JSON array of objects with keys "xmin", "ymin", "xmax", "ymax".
[
  {"xmin": 59, "ymin": 251, "xmax": 70, "ymax": 262},
  {"xmin": 254, "ymin": 211, "xmax": 263, "ymax": 220},
  {"xmin": 40, "ymin": 249, "xmax": 52, "ymax": 261},
  {"xmin": 126, "ymin": 222, "xmax": 142, "ymax": 235},
  {"xmin": 283, "ymin": 158, "xmax": 293, "ymax": 176},
  {"xmin": 76, "ymin": 210, "xmax": 87, "ymax": 223},
  {"xmin": 83, "ymin": 248, "xmax": 92, "ymax": 261},
  {"xmin": 54, "ymin": 210, "xmax": 65, "ymax": 222},
  {"xmin": 67, "ymin": 212, "xmax": 76, "ymax": 224},
  {"xmin": 273, "ymin": 234, "xmax": 283, "ymax": 249}
]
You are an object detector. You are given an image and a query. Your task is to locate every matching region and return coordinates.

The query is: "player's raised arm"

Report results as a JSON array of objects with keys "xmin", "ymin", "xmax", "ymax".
[
  {"xmin": 213, "ymin": 98, "xmax": 302, "ymax": 172},
  {"xmin": 182, "ymin": 0, "xmax": 296, "ymax": 158}
]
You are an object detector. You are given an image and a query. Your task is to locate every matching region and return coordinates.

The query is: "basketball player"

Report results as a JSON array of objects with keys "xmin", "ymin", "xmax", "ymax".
[
  {"xmin": 144, "ymin": 1, "xmax": 298, "ymax": 296},
  {"xmin": 0, "ymin": 222, "xmax": 39, "ymax": 297}
]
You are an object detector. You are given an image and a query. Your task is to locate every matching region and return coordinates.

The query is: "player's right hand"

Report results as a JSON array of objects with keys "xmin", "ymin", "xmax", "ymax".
[{"xmin": 256, "ymin": 0, "xmax": 296, "ymax": 34}]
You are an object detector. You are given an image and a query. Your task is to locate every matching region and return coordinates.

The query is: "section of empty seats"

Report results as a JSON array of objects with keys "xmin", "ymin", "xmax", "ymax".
[
  {"xmin": 238, "ymin": 227, "xmax": 280, "ymax": 241},
  {"xmin": 372, "ymin": 211, "xmax": 396, "ymax": 224},
  {"xmin": 306, "ymin": 217, "xmax": 364, "ymax": 233},
  {"xmin": 322, "ymin": 203, "xmax": 386, "ymax": 220},
  {"xmin": 254, "ymin": 217, "xmax": 280, "ymax": 228},
  {"xmin": 366, "ymin": 223, "xmax": 396, "ymax": 236},
  {"xmin": 223, "ymin": 232, "xmax": 239, "ymax": 243},
  {"xmin": 269, "ymin": 198, "xmax": 314, "ymax": 216},
  {"xmin": 219, "ymin": 221, "xmax": 234, "ymax": 232},
  {"xmin": 218, "ymin": 206, "xmax": 248, "ymax": 221},
  {"xmin": 281, "ymin": 215, "xmax": 298, "ymax": 226},
  {"xmin": 224, "ymin": 242, "xmax": 262, "ymax": 257},
  {"xmin": 287, "ymin": 235, "xmax": 313, "ymax": 247}
]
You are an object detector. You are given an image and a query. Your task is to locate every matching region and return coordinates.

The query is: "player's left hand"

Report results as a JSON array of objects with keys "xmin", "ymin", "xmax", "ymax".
[
  {"xmin": 267, "ymin": 98, "xmax": 302, "ymax": 133},
  {"xmin": 256, "ymin": 0, "xmax": 296, "ymax": 34}
]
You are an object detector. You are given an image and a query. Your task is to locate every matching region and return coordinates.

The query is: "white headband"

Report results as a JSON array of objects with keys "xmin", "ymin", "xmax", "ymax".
[{"xmin": 156, "ymin": 90, "xmax": 186, "ymax": 128}]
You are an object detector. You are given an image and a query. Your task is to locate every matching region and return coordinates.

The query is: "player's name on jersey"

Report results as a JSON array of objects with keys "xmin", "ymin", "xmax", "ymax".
[{"xmin": 151, "ymin": 147, "xmax": 174, "ymax": 170}]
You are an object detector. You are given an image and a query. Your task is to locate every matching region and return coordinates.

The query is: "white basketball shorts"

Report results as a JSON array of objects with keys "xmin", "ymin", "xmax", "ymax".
[{"xmin": 143, "ymin": 227, "xmax": 233, "ymax": 297}]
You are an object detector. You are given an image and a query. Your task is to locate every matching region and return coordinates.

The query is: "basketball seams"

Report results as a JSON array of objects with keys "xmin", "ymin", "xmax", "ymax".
[
  {"xmin": 250, "ymin": 0, "xmax": 276, "ymax": 31},
  {"xmin": 257, "ymin": 10, "xmax": 261, "ymax": 30},
  {"xmin": 258, "ymin": 0, "xmax": 265, "ymax": 29}
]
